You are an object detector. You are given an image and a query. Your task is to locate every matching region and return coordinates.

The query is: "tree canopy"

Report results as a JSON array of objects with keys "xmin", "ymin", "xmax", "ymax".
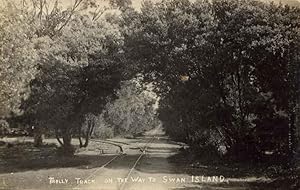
[
  {"xmin": 121, "ymin": 0, "xmax": 300, "ymax": 160},
  {"xmin": 1, "ymin": 0, "xmax": 299, "ymax": 160}
]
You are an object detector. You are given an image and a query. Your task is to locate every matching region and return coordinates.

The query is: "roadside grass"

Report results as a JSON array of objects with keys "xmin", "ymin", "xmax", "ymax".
[
  {"xmin": 169, "ymin": 149, "xmax": 300, "ymax": 189},
  {"xmin": 0, "ymin": 141, "xmax": 89, "ymax": 173},
  {"xmin": 1, "ymin": 136, "xmax": 298, "ymax": 189},
  {"xmin": 0, "ymin": 137, "xmax": 121, "ymax": 174}
]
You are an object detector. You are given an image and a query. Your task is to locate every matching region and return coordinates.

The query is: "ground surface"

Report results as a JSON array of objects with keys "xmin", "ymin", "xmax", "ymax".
[{"xmin": 0, "ymin": 130, "xmax": 299, "ymax": 190}]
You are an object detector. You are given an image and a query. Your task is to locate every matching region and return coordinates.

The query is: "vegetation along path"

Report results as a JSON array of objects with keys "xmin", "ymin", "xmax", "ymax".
[{"xmin": 1, "ymin": 128, "xmax": 295, "ymax": 190}]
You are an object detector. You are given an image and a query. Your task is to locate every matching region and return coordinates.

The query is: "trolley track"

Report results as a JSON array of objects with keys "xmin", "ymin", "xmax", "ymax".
[
  {"xmin": 72, "ymin": 134, "xmax": 158, "ymax": 190},
  {"xmin": 118, "ymin": 136, "xmax": 156, "ymax": 190}
]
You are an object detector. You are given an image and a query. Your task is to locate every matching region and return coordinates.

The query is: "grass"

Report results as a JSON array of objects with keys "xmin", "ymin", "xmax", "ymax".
[
  {"xmin": 168, "ymin": 149, "xmax": 300, "ymax": 189},
  {"xmin": 0, "ymin": 141, "xmax": 91, "ymax": 173},
  {"xmin": 0, "ymin": 137, "xmax": 121, "ymax": 174},
  {"xmin": 0, "ymin": 136, "xmax": 299, "ymax": 190}
]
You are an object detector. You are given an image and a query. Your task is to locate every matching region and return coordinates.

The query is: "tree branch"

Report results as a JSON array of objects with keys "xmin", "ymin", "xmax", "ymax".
[
  {"xmin": 55, "ymin": 0, "xmax": 84, "ymax": 35},
  {"xmin": 55, "ymin": 129, "xmax": 64, "ymax": 146}
]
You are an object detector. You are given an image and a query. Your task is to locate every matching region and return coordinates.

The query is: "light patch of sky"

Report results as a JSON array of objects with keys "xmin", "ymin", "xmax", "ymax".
[
  {"xmin": 58, "ymin": 0, "xmax": 165, "ymax": 10},
  {"xmin": 2, "ymin": 0, "xmax": 299, "ymax": 11}
]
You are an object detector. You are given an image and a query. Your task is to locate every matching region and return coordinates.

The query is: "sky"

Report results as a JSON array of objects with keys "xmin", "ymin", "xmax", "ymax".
[
  {"xmin": 0, "ymin": 0, "xmax": 299, "ymax": 15},
  {"xmin": 1, "ymin": 0, "xmax": 299, "ymax": 11},
  {"xmin": 19, "ymin": 0, "xmax": 300, "ymax": 10},
  {"xmin": 84, "ymin": 0, "xmax": 300, "ymax": 8}
]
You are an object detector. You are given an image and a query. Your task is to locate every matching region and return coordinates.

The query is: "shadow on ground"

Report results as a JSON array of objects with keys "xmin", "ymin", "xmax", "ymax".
[
  {"xmin": 0, "ymin": 139, "xmax": 299, "ymax": 190},
  {"xmin": 166, "ymin": 150, "xmax": 300, "ymax": 190},
  {"xmin": 0, "ymin": 141, "xmax": 119, "ymax": 174}
]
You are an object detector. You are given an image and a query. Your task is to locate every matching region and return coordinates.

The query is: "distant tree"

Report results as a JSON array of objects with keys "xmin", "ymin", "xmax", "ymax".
[
  {"xmin": 109, "ymin": 0, "xmax": 132, "ymax": 10},
  {"xmin": 103, "ymin": 76, "xmax": 160, "ymax": 136}
]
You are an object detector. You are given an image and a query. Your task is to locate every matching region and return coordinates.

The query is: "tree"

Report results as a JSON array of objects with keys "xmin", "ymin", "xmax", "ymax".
[
  {"xmin": 23, "ymin": 10, "xmax": 128, "ymax": 152},
  {"xmin": 103, "ymin": 76, "xmax": 160, "ymax": 136},
  {"xmin": 0, "ymin": 0, "xmax": 99, "ymax": 146},
  {"xmin": 0, "ymin": 3, "xmax": 38, "ymax": 118},
  {"xmin": 109, "ymin": 0, "xmax": 133, "ymax": 10},
  {"xmin": 121, "ymin": 0, "xmax": 300, "ymax": 160}
]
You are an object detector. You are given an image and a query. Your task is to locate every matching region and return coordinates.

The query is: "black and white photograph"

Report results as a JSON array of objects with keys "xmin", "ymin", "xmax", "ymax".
[{"xmin": 0, "ymin": 0, "xmax": 300, "ymax": 189}]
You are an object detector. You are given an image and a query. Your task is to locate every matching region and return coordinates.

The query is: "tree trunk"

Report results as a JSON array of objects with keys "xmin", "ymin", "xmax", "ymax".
[
  {"xmin": 55, "ymin": 129, "xmax": 63, "ymax": 146},
  {"xmin": 55, "ymin": 128, "xmax": 75, "ymax": 156},
  {"xmin": 78, "ymin": 125, "xmax": 83, "ymax": 147},
  {"xmin": 289, "ymin": 111, "xmax": 296, "ymax": 156},
  {"xmin": 79, "ymin": 136, "xmax": 83, "ymax": 147},
  {"xmin": 33, "ymin": 127, "xmax": 44, "ymax": 147},
  {"xmin": 83, "ymin": 134, "xmax": 89, "ymax": 147},
  {"xmin": 296, "ymin": 105, "xmax": 300, "ymax": 154},
  {"xmin": 81, "ymin": 119, "xmax": 95, "ymax": 148},
  {"xmin": 62, "ymin": 129, "xmax": 72, "ymax": 147}
]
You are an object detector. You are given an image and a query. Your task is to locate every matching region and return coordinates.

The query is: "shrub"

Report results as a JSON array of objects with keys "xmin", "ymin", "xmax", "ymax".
[
  {"xmin": 93, "ymin": 126, "xmax": 114, "ymax": 139},
  {"xmin": 0, "ymin": 120, "xmax": 9, "ymax": 136}
]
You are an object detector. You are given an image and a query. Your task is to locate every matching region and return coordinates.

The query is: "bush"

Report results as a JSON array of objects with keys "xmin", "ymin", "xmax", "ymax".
[
  {"xmin": 93, "ymin": 126, "xmax": 114, "ymax": 139},
  {"xmin": 191, "ymin": 144, "xmax": 222, "ymax": 164},
  {"xmin": 0, "ymin": 120, "xmax": 9, "ymax": 136}
]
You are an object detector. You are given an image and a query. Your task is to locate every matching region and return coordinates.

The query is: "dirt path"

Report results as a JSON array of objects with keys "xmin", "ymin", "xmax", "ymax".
[
  {"xmin": 74, "ymin": 136, "xmax": 190, "ymax": 190},
  {"xmin": 73, "ymin": 135, "xmax": 260, "ymax": 190},
  {"xmin": 0, "ymin": 134, "xmax": 282, "ymax": 190}
]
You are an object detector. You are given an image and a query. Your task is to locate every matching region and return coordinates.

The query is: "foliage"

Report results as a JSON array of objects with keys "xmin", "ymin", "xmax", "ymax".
[
  {"xmin": 0, "ymin": 4, "xmax": 38, "ymax": 118},
  {"xmin": 93, "ymin": 124, "xmax": 114, "ymax": 139},
  {"xmin": 0, "ymin": 0, "xmax": 136, "ymax": 152},
  {"xmin": 122, "ymin": 0, "xmax": 300, "ymax": 160},
  {"xmin": 0, "ymin": 119, "xmax": 9, "ymax": 136},
  {"xmin": 103, "ymin": 76, "xmax": 160, "ymax": 136},
  {"xmin": 23, "ymin": 12, "xmax": 127, "ymax": 148},
  {"xmin": 1, "ymin": 0, "xmax": 299, "ymax": 161}
]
